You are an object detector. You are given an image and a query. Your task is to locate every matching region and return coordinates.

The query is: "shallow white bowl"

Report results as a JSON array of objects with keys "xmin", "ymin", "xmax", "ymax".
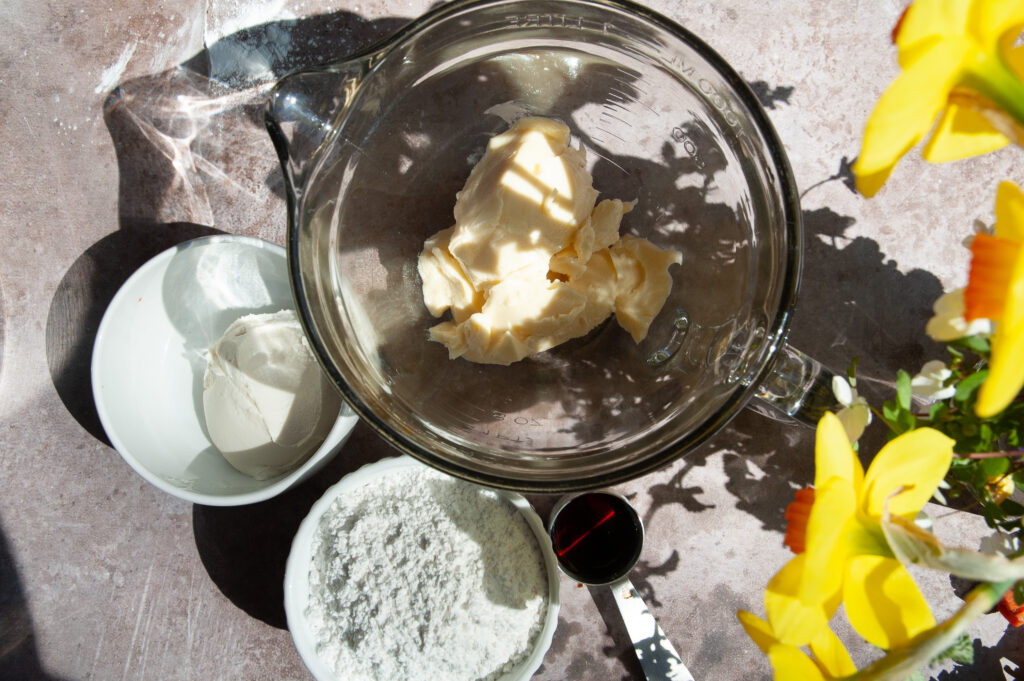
[
  {"xmin": 91, "ymin": 235, "xmax": 359, "ymax": 506},
  {"xmin": 285, "ymin": 455, "xmax": 561, "ymax": 681}
]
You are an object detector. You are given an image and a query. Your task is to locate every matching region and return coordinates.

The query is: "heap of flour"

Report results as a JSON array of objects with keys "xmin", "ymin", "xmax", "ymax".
[{"xmin": 305, "ymin": 467, "xmax": 550, "ymax": 681}]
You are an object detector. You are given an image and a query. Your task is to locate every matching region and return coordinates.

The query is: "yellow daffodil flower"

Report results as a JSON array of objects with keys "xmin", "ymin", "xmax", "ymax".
[
  {"xmin": 987, "ymin": 473, "xmax": 1016, "ymax": 503},
  {"xmin": 771, "ymin": 413, "xmax": 954, "ymax": 650},
  {"xmin": 737, "ymin": 610, "xmax": 856, "ymax": 681},
  {"xmin": 965, "ymin": 180, "xmax": 1024, "ymax": 416},
  {"xmin": 853, "ymin": 0, "xmax": 1024, "ymax": 196}
]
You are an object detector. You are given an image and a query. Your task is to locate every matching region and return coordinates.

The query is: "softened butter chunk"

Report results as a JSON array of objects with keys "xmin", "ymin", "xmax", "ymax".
[
  {"xmin": 448, "ymin": 116, "xmax": 598, "ymax": 289},
  {"xmin": 418, "ymin": 117, "xmax": 682, "ymax": 365},
  {"xmin": 202, "ymin": 310, "xmax": 341, "ymax": 479}
]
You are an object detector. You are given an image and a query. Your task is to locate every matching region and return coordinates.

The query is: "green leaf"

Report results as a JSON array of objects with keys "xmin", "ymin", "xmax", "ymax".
[
  {"xmin": 984, "ymin": 502, "xmax": 1005, "ymax": 527},
  {"xmin": 954, "ymin": 371, "xmax": 989, "ymax": 403},
  {"xmin": 948, "ymin": 464, "xmax": 974, "ymax": 482},
  {"xmin": 1001, "ymin": 499, "xmax": 1024, "ymax": 516},
  {"xmin": 902, "ymin": 410, "xmax": 918, "ymax": 432},
  {"xmin": 981, "ymin": 457, "xmax": 1011, "ymax": 478},
  {"xmin": 847, "ymin": 357, "xmax": 860, "ymax": 384},
  {"xmin": 973, "ymin": 463, "xmax": 993, "ymax": 489},
  {"xmin": 956, "ymin": 335, "xmax": 990, "ymax": 355},
  {"xmin": 928, "ymin": 633, "xmax": 975, "ymax": 666},
  {"xmin": 897, "ymin": 369, "xmax": 912, "ymax": 411},
  {"xmin": 979, "ymin": 423, "xmax": 994, "ymax": 449},
  {"xmin": 928, "ymin": 401, "xmax": 949, "ymax": 423},
  {"xmin": 882, "ymin": 400, "xmax": 910, "ymax": 434}
]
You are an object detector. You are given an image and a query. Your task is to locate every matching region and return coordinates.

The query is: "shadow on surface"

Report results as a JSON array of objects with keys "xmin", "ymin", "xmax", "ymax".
[
  {"xmin": 192, "ymin": 421, "xmax": 390, "ymax": 628},
  {"xmin": 0, "ymin": 527, "xmax": 72, "ymax": 680},
  {"xmin": 746, "ymin": 78, "xmax": 795, "ymax": 111},
  {"xmin": 638, "ymin": 157, "xmax": 947, "ymax": 536},
  {"xmin": 181, "ymin": 11, "xmax": 410, "ymax": 89},
  {"xmin": 613, "ymin": 75, "xmax": 1011, "ymax": 679},
  {"xmin": 588, "ymin": 584, "xmax": 647, "ymax": 680},
  {"xmin": 45, "ymin": 7, "xmax": 412, "ymax": 446},
  {"xmin": 46, "ymin": 223, "xmax": 223, "ymax": 444},
  {"xmin": 0, "ymin": 285, "xmax": 4, "ymax": 386},
  {"xmin": 43, "ymin": 6, "xmax": 415, "ymax": 628},
  {"xmin": 931, "ymin": 632, "xmax": 1024, "ymax": 680},
  {"xmin": 40, "ymin": 7, "xmax": 984, "ymax": 673}
]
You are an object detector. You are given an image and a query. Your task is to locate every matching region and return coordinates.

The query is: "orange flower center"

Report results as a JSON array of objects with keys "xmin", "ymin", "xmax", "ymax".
[
  {"xmin": 783, "ymin": 486, "xmax": 815, "ymax": 554},
  {"xmin": 890, "ymin": 6, "xmax": 910, "ymax": 44},
  {"xmin": 999, "ymin": 587, "xmax": 1024, "ymax": 627},
  {"xmin": 965, "ymin": 233, "xmax": 1021, "ymax": 321}
]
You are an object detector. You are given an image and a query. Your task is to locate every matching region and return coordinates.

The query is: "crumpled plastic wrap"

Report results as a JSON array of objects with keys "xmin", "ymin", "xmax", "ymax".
[{"xmin": 101, "ymin": 0, "xmax": 410, "ymax": 236}]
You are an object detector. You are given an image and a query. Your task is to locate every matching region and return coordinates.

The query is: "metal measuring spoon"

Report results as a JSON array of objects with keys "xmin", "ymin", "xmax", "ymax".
[{"xmin": 548, "ymin": 492, "xmax": 696, "ymax": 681}]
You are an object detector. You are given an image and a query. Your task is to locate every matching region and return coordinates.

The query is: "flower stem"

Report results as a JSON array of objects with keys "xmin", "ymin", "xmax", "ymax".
[
  {"xmin": 962, "ymin": 54, "xmax": 1024, "ymax": 142},
  {"xmin": 844, "ymin": 580, "xmax": 1014, "ymax": 681},
  {"xmin": 954, "ymin": 450, "xmax": 1024, "ymax": 459}
]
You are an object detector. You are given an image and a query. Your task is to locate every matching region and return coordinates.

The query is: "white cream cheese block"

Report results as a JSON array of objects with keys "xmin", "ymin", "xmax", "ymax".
[{"xmin": 202, "ymin": 310, "xmax": 342, "ymax": 479}]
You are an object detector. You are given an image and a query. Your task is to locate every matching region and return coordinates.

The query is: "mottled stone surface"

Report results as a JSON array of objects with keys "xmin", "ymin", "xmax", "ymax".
[{"xmin": 2, "ymin": 0, "xmax": 1024, "ymax": 680}]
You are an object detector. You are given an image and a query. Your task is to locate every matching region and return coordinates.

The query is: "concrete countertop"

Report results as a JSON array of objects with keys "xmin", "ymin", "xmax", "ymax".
[{"xmin": 2, "ymin": 0, "xmax": 1024, "ymax": 679}]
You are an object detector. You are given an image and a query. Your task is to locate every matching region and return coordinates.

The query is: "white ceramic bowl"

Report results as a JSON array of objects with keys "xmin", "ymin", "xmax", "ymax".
[
  {"xmin": 91, "ymin": 235, "xmax": 359, "ymax": 506},
  {"xmin": 284, "ymin": 455, "xmax": 561, "ymax": 681}
]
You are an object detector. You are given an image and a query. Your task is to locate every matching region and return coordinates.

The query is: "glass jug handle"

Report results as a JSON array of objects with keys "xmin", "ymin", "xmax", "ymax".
[
  {"xmin": 750, "ymin": 345, "xmax": 838, "ymax": 427},
  {"xmin": 264, "ymin": 60, "xmax": 369, "ymax": 199}
]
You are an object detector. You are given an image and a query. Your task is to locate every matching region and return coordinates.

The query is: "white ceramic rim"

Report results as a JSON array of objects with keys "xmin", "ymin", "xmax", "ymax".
[
  {"xmin": 284, "ymin": 455, "xmax": 561, "ymax": 681},
  {"xmin": 90, "ymin": 234, "xmax": 359, "ymax": 506}
]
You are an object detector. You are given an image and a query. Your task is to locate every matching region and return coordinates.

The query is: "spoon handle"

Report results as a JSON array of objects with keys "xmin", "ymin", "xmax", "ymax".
[{"xmin": 609, "ymin": 577, "xmax": 696, "ymax": 681}]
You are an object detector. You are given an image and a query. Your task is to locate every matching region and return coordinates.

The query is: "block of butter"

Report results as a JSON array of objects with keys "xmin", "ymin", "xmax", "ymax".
[{"xmin": 418, "ymin": 117, "xmax": 681, "ymax": 365}]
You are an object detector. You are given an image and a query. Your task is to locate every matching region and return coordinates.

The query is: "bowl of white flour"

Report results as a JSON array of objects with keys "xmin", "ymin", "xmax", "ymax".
[{"xmin": 285, "ymin": 456, "xmax": 560, "ymax": 681}]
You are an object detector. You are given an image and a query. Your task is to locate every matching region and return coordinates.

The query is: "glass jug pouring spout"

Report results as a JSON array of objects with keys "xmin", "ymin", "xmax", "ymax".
[
  {"xmin": 264, "ymin": 0, "xmax": 471, "ymax": 199},
  {"xmin": 265, "ymin": 60, "xmax": 371, "ymax": 203}
]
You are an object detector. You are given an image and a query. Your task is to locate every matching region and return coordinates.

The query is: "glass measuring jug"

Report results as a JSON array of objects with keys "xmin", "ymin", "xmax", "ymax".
[{"xmin": 266, "ymin": 0, "xmax": 836, "ymax": 492}]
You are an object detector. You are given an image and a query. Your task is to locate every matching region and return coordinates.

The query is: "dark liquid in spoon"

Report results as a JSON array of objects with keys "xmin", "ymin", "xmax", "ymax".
[{"xmin": 549, "ymin": 493, "xmax": 643, "ymax": 584}]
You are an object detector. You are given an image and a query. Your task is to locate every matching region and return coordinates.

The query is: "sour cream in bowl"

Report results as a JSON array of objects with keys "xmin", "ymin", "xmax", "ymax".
[{"xmin": 91, "ymin": 235, "xmax": 358, "ymax": 505}]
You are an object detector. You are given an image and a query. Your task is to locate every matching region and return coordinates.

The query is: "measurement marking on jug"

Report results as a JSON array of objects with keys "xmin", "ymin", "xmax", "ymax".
[
  {"xmin": 495, "ymin": 432, "xmax": 535, "ymax": 444},
  {"xmin": 591, "ymin": 150, "xmax": 628, "ymax": 175},
  {"xmin": 492, "ymin": 412, "xmax": 545, "ymax": 427},
  {"xmin": 670, "ymin": 127, "xmax": 706, "ymax": 170},
  {"xmin": 603, "ymin": 101, "xmax": 631, "ymax": 115},
  {"xmin": 638, "ymin": 99, "xmax": 660, "ymax": 116},
  {"xmin": 596, "ymin": 126, "xmax": 626, "ymax": 143},
  {"xmin": 664, "ymin": 54, "xmax": 748, "ymax": 140},
  {"xmin": 474, "ymin": 427, "xmax": 536, "ymax": 445},
  {"xmin": 599, "ymin": 110, "xmax": 630, "ymax": 127},
  {"xmin": 609, "ymin": 85, "xmax": 660, "ymax": 116},
  {"xmin": 607, "ymin": 86, "xmax": 631, "ymax": 103},
  {"xmin": 505, "ymin": 13, "xmax": 583, "ymax": 28}
]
